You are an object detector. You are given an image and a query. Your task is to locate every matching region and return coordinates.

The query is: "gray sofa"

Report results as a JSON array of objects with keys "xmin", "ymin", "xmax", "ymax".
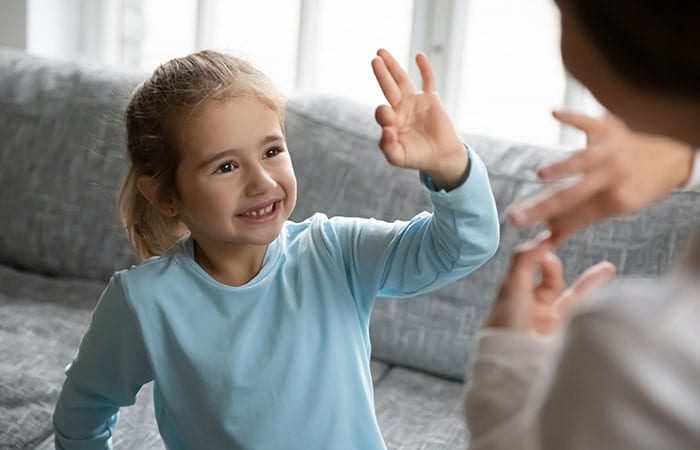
[{"xmin": 1, "ymin": 48, "xmax": 699, "ymax": 449}]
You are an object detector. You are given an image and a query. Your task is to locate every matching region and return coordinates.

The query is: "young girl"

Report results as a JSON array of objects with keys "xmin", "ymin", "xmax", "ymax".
[{"xmin": 53, "ymin": 48, "xmax": 499, "ymax": 449}]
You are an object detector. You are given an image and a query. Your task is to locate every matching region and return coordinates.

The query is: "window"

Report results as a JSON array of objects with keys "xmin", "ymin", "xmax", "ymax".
[
  {"xmin": 123, "ymin": 0, "xmax": 198, "ymax": 72},
  {"xmin": 455, "ymin": 0, "xmax": 565, "ymax": 147},
  {"xmin": 199, "ymin": 0, "xmax": 302, "ymax": 95},
  {"xmin": 22, "ymin": 0, "xmax": 603, "ymax": 148},
  {"xmin": 312, "ymin": 0, "xmax": 413, "ymax": 107}
]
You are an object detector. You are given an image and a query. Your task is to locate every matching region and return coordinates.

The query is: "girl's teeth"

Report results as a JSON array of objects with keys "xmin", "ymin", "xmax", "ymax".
[{"xmin": 245, "ymin": 204, "xmax": 274, "ymax": 218}]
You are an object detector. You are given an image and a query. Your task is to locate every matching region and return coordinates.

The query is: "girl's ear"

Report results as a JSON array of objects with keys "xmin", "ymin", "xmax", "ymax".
[{"xmin": 136, "ymin": 176, "xmax": 178, "ymax": 217}]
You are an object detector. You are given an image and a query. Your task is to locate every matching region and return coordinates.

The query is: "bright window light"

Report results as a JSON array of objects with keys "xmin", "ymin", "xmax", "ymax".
[
  {"xmin": 313, "ymin": 0, "xmax": 413, "ymax": 107},
  {"xmin": 204, "ymin": 0, "xmax": 301, "ymax": 96},
  {"xmin": 455, "ymin": 0, "xmax": 565, "ymax": 147}
]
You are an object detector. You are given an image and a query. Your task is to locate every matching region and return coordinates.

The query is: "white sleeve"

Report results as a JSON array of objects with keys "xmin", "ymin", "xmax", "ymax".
[
  {"xmin": 464, "ymin": 329, "xmax": 559, "ymax": 450},
  {"xmin": 538, "ymin": 305, "xmax": 700, "ymax": 450},
  {"xmin": 680, "ymin": 148, "xmax": 700, "ymax": 191}
]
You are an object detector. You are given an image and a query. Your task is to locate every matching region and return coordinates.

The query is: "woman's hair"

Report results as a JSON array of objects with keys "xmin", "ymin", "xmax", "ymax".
[
  {"xmin": 567, "ymin": 0, "xmax": 700, "ymax": 99},
  {"xmin": 119, "ymin": 50, "xmax": 286, "ymax": 261}
]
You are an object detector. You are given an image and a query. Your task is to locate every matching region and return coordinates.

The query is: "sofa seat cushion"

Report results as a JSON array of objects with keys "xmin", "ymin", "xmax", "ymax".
[
  {"xmin": 374, "ymin": 366, "xmax": 469, "ymax": 449},
  {"xmin": 0, "ymin": 265, "xmax": 162, "ymax": 448}
]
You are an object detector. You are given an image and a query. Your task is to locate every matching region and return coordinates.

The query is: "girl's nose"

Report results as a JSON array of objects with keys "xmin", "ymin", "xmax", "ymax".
[{"xmin": 245, "ymin": 165, "xmax": 276, "ymax": 196}]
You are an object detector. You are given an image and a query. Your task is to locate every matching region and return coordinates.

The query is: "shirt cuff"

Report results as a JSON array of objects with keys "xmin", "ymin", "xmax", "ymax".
[
  {"xmin": 680, "ymin": 148, "xmax": 700, "ymax": 191},
  {"xmin": 419, "ymin": 142, "xmax": 472, "ymax": 192}
]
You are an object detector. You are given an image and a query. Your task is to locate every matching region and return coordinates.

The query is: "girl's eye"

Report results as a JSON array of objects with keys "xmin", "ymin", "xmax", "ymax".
[
  {"xmin": 265, "ymin": 146, "xmax": 283, "ymax": 158},
  {"xmin": 214, "ymin": 161, "xmax": 236, "ymax": 174}
]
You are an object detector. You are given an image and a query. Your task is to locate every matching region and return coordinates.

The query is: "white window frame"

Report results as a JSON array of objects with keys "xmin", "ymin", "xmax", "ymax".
[{"xmin": 24, "ymin": 0, "xmax": 592, "ymax": 146}]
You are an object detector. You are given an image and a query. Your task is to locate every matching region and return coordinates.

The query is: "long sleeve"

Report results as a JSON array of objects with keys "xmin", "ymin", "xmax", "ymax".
[
  {"xmin": 539, "ymin": 300, "xmax": 700, "ymax": 450},
  {"xmin": 330, "ymin": 145, "xmax": 499, "ymax": 310},
  {"xmin": 53, "ymin": 275, "xmax": 153, "ymax": 449},
  {"xmin": 464, "ymin": 330, "xmax": 559, "ymax": 450},
  {"xmin": 466, "ymin": 276, "xmax": 700, "ymax": 450}
]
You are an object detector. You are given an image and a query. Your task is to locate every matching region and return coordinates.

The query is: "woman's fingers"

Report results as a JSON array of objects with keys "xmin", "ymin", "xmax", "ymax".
[
  {"xmin": 552, "ymin": 110, "xmax": 603, "ymax": 134},
  {"xmin": 535, "ymin": 252, "xmax": 565, "ymax": 303},
  {"xmin": 504, "ymin": 232, "xmax": 554, "ymax": 287},
  {"xmin": 508, "ymin": 167, "xmax": 610, "ymax": 228},
  {"xmin": 555, "ymin": 261, "xmax": 617, "ymax": 316},
  {"xmin": 537, "ymin": 147, "xmax": 599, "ymax": 181}
]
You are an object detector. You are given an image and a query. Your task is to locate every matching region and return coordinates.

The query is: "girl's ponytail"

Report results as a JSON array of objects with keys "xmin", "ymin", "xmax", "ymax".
[{"xmin": 118, "ymin": 168, "xmax": 186, "ymax": 261}]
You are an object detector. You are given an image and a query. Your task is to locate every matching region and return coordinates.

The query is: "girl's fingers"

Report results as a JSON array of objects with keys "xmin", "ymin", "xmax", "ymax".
[
  {"xmin": 415, "ymin": 53, "xmax": 437, "ymax": 92},
  {"xmin": 375, "ymin": 104, "xmax": 397, "ymax": 128},
  {"xmin": 372, "ymin": 57, "xmax": 402, "ymax": 107},
  {"xmin": 378, "ymin": 126, "xmax": 405, "ymax": 167},
  {"xmin": 376, "ymin": 48, "xmax": 415, "ymax": 94}
]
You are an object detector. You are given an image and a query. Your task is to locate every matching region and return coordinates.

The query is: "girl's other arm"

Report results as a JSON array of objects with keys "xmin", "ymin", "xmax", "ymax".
[{"xmin": 53, "ymin": 276, "xmax": 153, "ymax": 449}]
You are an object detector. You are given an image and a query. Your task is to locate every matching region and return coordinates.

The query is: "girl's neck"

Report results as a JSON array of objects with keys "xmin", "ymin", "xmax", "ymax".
[{"xmin": 192, "ymin": 238, "xmax": 268, "ymax": 287}]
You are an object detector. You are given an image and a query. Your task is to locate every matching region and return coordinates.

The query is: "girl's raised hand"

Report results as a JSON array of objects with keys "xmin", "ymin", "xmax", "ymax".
[{"xmin": 372, "ymin": 49, "xmax": 467, "ymax": 191}]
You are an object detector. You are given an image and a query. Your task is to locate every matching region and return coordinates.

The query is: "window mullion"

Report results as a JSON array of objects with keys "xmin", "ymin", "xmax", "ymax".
[
  {"xmin": 194, "ymin": 0, "xmax": 214, "ymax": 50},
  {"xmin": 409, "ymin": 0, "xmax": 468, "ymax": 116},
  {"xmin": 295, "ymin": 0, "xmax": 320, "ymax": 93}
]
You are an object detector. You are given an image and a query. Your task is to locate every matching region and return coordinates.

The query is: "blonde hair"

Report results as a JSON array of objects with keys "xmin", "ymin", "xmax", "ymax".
[{"xmin": 118, "ymin": 50, "xmax": 286, "ymax": 261}]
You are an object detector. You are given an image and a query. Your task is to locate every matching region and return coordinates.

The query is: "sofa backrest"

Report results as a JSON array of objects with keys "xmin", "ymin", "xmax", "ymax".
[
  {"xmin": 2, "ymin": 50, "xmax": 698, "ymax": 381},
  {"xmin": 286, "ymin": 95, "xmax": 700, "ymax": 381},
  {"xmin": 0, "ymin": 49, "xmax": 140, "ymax": 281}
]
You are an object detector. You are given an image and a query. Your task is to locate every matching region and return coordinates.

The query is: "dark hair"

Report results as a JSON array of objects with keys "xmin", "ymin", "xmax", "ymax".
[
  {"xmin": 119, "ymin": 50, "xmax": 285, "ymax": 261},
  {"xmin": 568, "ymin": 0, "xmax": 700, "ymax": 98}
]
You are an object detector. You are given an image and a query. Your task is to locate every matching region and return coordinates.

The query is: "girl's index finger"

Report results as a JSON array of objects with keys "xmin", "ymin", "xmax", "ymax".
[
  {"xmin": 376, "ymin": 48, "xmax": 415, "ymax": 94},
  {"xmin": 372, "ymin": 57, "xmax": 402, "ymax": 107},
  {"xmin": 415, "ymin": 53, "xmax": 437, "ymax": 92}
]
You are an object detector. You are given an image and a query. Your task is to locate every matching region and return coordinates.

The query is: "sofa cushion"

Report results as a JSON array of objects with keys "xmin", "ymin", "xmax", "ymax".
[
  {"xmin": 0, "ymin": 49, "xmax": 140, "ymax": 281},
  {"xmin": 373, "ymin": 366, "xmax": 469, "ymax": 449},
  {"xmin": 285, "ymin": 95, "xmax": 700, "ymax": 381}
]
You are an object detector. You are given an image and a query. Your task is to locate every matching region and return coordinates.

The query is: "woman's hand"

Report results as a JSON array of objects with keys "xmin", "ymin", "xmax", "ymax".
[
  {"xmin": 507, "ymin": 111, "xmax": 695, "ymax": 244},
  {"xmin": 486, "ymin": 233, "xmax": 616, "ymax": 335},
  {"xmin": 372, "ymin": 48, "xmax": 467, "ymax": 191}
]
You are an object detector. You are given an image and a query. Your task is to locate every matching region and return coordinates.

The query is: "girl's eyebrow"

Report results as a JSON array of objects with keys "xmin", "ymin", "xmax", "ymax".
[{"xmin": 198, "ymin": 134, "xmax": 284, "ymax": 169}]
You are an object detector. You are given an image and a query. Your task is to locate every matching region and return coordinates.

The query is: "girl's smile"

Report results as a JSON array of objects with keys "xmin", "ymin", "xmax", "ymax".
[{"xmin": 237, "ymin": 200, "xmax": 281, "ymax": 223}]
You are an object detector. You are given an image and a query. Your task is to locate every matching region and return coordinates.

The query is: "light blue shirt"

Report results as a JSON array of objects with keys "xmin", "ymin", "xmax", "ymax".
[{"xmin": 53, "ymin": 149, "xmax": 499, "ymax": 450}]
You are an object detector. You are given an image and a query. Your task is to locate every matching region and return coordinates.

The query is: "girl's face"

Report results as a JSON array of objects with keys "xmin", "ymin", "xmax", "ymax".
[{"xmin": 173, "ymin": 96, "xmax": 297, "ymax": 253}]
